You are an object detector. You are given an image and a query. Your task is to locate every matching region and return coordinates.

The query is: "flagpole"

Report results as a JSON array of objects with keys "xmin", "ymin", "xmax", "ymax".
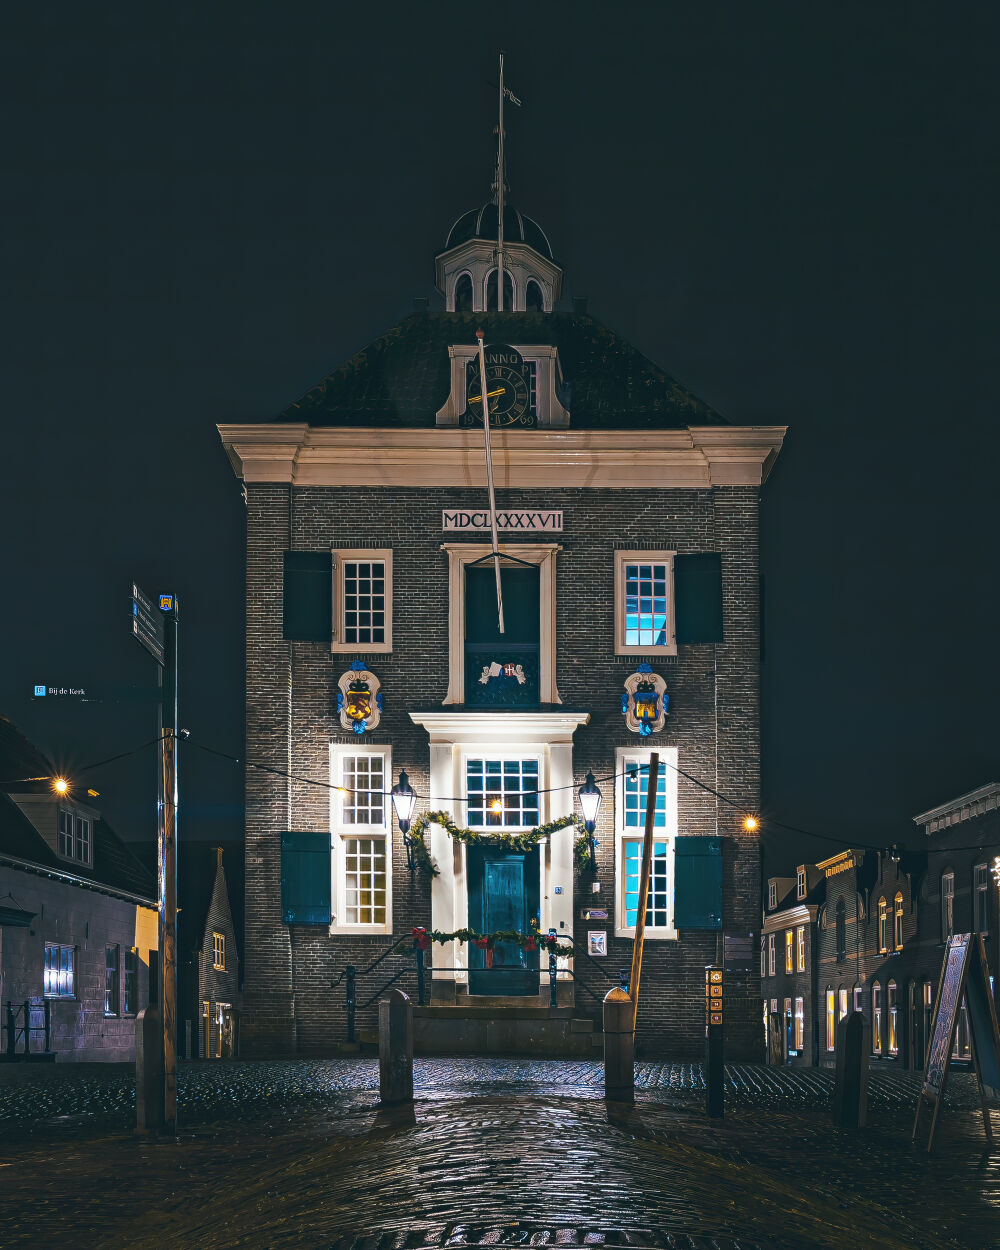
[
  {"xmin": 497, "ymin": 51, "xmax": 505, "ymax": 312},
  {"xmin": 476, "ymin": 329, "xmax": 505, "ymax": 633}
]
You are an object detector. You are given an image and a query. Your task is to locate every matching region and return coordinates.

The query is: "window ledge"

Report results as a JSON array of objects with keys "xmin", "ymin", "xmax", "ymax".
[{"xmin": 614, "ymin": 927, "xmax": 678, "ymax": 942}]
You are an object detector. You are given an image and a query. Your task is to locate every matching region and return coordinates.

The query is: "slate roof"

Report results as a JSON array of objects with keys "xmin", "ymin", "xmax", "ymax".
[
  {"xmin": 276, "ymin": 312, "xmax": 725, "ymax": 430},
  {"xmin": 445, "ymin": 202, "xmax": 553, "ymax": 259},
  {"xmin": 0, "ymin": 715, "xmax": 155, "ymax": 903}
]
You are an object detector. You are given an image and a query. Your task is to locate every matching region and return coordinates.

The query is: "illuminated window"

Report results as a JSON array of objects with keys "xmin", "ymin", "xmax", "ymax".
[
  {"xmin": 212, "ymin": 932, "xmax": 226, "ymax": 971},
  {"xmin": 853, "ymin": 982, "xmax": 863, "ymax": 1013},
  {"xmin": 331, "ymin": 549, "xmax": 392, "ymax": 653},
  {"xmin": 872, "ymin": 983, "xmax": 882, "ymax": 1054},
  {"xmin": 826, "ymin": 988, "xmax": 836, "ymax": 1051},
  {"xmin": 767, "ymin": 933, "xmax": 776, "ymax": 977},
  {"xmin": 123, "ymin": 949, "xmax": 137, "ymax": 1015},
  {"xmin": 105, "ymin": 945, "xmax": 119, "ymax": 1016},
  {"xmin": 794, "ymin": 998, "xmax": 804, "ymax": 1050},
  {"xmin": 760, "ymin": 938, "xmax": 766, "ymax": 978},
  {"xmin": 877, "ymin": 897, "xmax": 888, "ymax": 953},
  {"xmin": 44, "ymin": 944, "xmax": 75, "ymax": 998},
  {"xmin": 838, "ymin": 987, "xmax": 848, "ymax": 1021},
  {"xmin": 941, "ymin": 871, "xmax": 955, "ymax": 940},
  {"xmin": 614, "ymin": 551, "xmax": 676, "ymax": 654},
  {"xmin": 796, "ymin": 925, "xmax": 806, "ymax": 972},
  {"xmin": 202, "ymin": 1001, "xmax": 211, "ymax": 1059},
  {"xmin": 785, "ymin": 930, "xmax": 794, "ymax": 974},
  {"xmin": 894, "ymin": 891, "xmax": 904, "ymax": 950},
  {"xmin": 330, "ymin": 747, "xmax": 392, "ymax": 934},
  {"xmin": 888, "ymin": 979, "xmax": 898, "ymax": 1056},
  {"xmin": 614, "ymin": 749, "xmax": 677, "ymax": 939},
  {"xmin": 466, "ymin": 758, "xmax": 539, "ymax": 829}
]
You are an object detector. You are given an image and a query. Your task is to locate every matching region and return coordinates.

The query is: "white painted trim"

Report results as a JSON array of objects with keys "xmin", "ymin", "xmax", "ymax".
[
  {"xmin": 460, "ymin": 750, "xmax": 544, "ymax": 831},
  {"xmin": 613, "ymin": 549, "xmax": 678, "ymax": 656},
  {"xmin": 913, "ymin": 781, "xmax": 1000, "ymax": 833},
  {"xmin": 762, "ymin": 903, "xmax": 818, "ymax": 935},
  {"xmin": 439, "ymin": 542, "xmax": 562, "ymax": 705},
  {"xmin": 330, "ymin": 548, "xmax": 393, "ymax": 655},
  {"xmin": 328, "ymin": 745, "xmax": 392, "ymax": 936},
  {"xmin": 218, "ymin": 424, "xmax": 787, "ymax": 489},
  {"xmin": 613, "ymin": 746, "xmax": 679, "ymax": 941}
]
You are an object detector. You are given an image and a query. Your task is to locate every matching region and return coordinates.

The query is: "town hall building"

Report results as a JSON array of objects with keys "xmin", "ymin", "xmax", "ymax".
[{"xmin": 218, "ymin": 182, "xmax": 785, "ymax": 1059}]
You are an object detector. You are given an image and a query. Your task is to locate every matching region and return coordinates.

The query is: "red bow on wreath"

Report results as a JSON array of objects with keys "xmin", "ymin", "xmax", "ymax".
[
  {"xmin": 473, "ymin": 937, "xmax": 489, "ymax": 950},
  {"xmin": 524, "ymin": 935, "xmax": 537, "ymax": 952},
  {"xmin": 543, "ymin": 934, "xmax": 559, "ymax": 951},
  {"xmin": 411, "ymin": 926, "xmax": 432, "ymax": 951}
]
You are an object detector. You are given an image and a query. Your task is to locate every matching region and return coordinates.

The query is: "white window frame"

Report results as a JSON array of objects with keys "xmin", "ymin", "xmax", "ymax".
[
  {"xmin": 58, "ymin": 808, "xmax": 91, "ymax": 867},
  {"xmin": 461, "ymin": 752, "xmax": 543, "ymax": 831},
  {"xmin": 768, "ymin": 881, "xmax": 777, "ymax": 911},
  {"xmin": 212, "ymin": 931, "xmax": 226, "ymax": 970},
  {"xmin": 44, "ymin": 943, "xmax": 75, "ymax": 998},
  {"xmin": 794, "ymin": 997, "xmax": 804, "ymax": 1050},
  {"xmin": 826, "ymin": 989, "xmax": 835, "ymax": 1051},
  {"xmin": 768, "ymin": 933, "xmax": 776, "ymax": 977},
  {"xmin": 838, "ymin": 987, "xmax": 849, "ymax": 1021},
  {"xmin": 796, "ymin": 925, "xmax": 806, "ymax": 972},
  {"xmin": 796, "ymin": 868, "xmax": 806, "ymax": 900},
  {"xmin": 614, "ymin": 550, "xmax": 677, "ymax": 656},
  {"xmin": 894, "ymin": 891, "xmax": 904, "ymax": 950},
  {"xmin": 877, "ymin": 897, "xmax": 888, "ymax": 953},
  {"xmin": 785, "ymin": 929, "xmax": 794, "ymax": 974},
  {"xmin": 330, "ymin": 548, "xmax": 393, "ymax": 654},
  {"xmin": 329, "ymin": 746, "xmax": 392, "ymax": 935},
  {"xmin": 613, "ymin": 746, "xmax": 678, "ymax": 940}
]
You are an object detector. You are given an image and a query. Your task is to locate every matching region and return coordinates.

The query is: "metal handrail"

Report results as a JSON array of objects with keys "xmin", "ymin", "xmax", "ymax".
[
  {"xmin": 358, "ymin": 965, "xmax": 413, "ymax": 1011},
  {"xmin": 331, "ymin": 933, "xmax": 406, "ymax": 988}
]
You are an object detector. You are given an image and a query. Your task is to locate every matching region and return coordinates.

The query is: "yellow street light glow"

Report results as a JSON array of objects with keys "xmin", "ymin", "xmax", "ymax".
[
  {"xmin": 53, "ymin": 778, "xmax": 69, "ymax": 794},
  {"xmin": 743, "ymin": 815, "xmax": 759, "ymax": 832}
]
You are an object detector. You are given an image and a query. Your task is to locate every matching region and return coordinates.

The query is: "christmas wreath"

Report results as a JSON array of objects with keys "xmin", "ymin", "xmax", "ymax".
[{"xmin": 406, "ymin": 810, "xmax": 591, "ymax": 876}]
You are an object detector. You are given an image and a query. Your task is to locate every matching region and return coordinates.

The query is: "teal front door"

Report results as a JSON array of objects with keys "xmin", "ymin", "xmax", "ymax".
[{"xmin": 467, "ymin": 844, "xmax": 540, "ymax": 996}]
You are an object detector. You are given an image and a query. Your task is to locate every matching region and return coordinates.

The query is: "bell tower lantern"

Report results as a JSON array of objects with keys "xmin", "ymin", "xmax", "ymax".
[{"xmin": 435, "ymin": 203, "xmax": 563, "ymax": 313}]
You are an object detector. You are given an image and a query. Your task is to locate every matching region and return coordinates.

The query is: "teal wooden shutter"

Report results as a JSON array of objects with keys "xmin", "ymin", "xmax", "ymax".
[
  {"xmin": 674, "ymin": 836, "xmax": 722, "ymax": 930},
  {"xmin": 283, "ymin": 552, "xmax": 332, "ymax": 641},
  {"xmin": 281, "ymin": 832, "xmax": 331, "ymax": 924},
  {"xmin": 675, "ymin": 553, "xmax": 723, "ymax": 644}
]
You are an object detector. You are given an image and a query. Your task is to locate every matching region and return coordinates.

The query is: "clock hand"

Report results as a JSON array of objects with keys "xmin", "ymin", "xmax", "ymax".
[{"xmin": 469, "ymin": 386, "xmax": 506, "ymax": 404}]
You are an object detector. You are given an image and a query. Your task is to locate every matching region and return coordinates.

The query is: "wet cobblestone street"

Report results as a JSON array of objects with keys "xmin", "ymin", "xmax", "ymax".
[{"xmin": 1, "ymin": 1058, "xmax": 996, "ymax": 1250}]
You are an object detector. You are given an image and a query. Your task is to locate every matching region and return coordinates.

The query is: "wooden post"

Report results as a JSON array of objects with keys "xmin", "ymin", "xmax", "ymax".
[
  {"xmin": 158, "ymin": 598, "xmax": 179, "ymax": 1135},
  {"xmin": 629, "ymin": 751, "xmax": 659, "ymax": 1033},
  {"xmin": 378, "ymin": 989, "xmax": 414, "ymax": 1104},
  {"xmin": 603, "ymin": 987, "xmax": 634, "ymax": 1102}
]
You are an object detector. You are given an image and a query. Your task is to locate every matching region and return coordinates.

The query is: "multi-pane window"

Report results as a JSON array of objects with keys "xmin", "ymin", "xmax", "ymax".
[
  {"xmin": 768, "ymin": 881, "xmax": 777, "ymax": 911},
  {"xmin": 838, "ymin": 987, "xmax": 849, "ymax": 1021},
  {"xmin": 331, "ymin": 748, "xmax": 392, "ymax": 934},
  {"xmin": 853, "ymin": 983, "xmax": 863, "ymax": 1013},
  {"xmin": 872, "ymin": 983, "xmax": 882, "ymax": 1054},
  {"xmin": 342, "ymin": 754, "xmax": 386, "ymax": 825},
  {"xmin": 622, "ymin": 761, "xmax": 667, "ymax": 831},
  {"xmin": 58, "ymin": 810, "xmax": 91, "ymax": 866},
  {"xmin": 614, "ymin": 551, "xmax": 676, "ymax": 654},
  {"xmin": 760, "ymin": 939, "xmax": 766, "ymax": 978},
  {"xmin": 44, "ymin": 944, "xmax": 75, "ymax": 997},
  {"xmin": 212, "ymin": 932, "xmax": 226, "ymax": 970},
  {"xmin": 105, "ymin": 945, "xmax": 120, "ymax": 1016},
  {"xmin": 794, "ymin": 998, "xmax": 804, "ymax": 1050},
  {"xmin": 333, "ymin": 549, "xmax": 392, "ymax": 652},
  {"xmin": 785, "ymin": 930, "xmax": 794, "ymax": 974},
  {"xmin": 894, "ymin": 891, "xmax": 904, "ymax": 950},
  {"xmin": 877, "ymin": 897, "xmax": 888, "ymax": 953},
  {"xmin": 622, "ymin": 839, "xmax": 670, "ymax": 929},
  {"xmin": 343, "ymin": 838, "xmax": 387, "ymax": 926},
  {"xmin": 888, "ymin": 980, "xmax": 898, "ymax": 1056},
  {"xmin": 796, "ymin": 925, "xmax": 806, "ymax": 972},
  {"xmin": 826, "ymin": 989, "xmax": 835, "ymax": 1051},
  {"xmin": 466, "ymin": 758, "xmax": 539, "ymax": 828},
  {"xmin": 941, "ymin": 871, "xmax": 955, "ymax": 940},
  {"xmin": 59, "ymin": 809, "xmax": 74, "ymax": 857},
  {"xmin": 974, "ymin": 864, "xmax": 990, "ymax": 933},
  {"xmin": 123, "ymin": 949, "xmax": 137, "ymax": 1014},
  {"xmin": 768, "ymin": 934, "xmax": 776, "ymax": 977},
  {"xmin": 796, "ymin": 868, "xmax": 806, "ymax": 900}
]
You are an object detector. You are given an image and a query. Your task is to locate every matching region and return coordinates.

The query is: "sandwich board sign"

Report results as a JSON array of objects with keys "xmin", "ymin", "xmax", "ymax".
[{"xmin": 912, "ymin": 933, "xmax": 1000, "ymax": 1152}]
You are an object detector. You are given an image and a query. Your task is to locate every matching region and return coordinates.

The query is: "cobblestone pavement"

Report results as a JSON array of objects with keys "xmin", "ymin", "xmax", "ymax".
[{"xmin": 0, "ymin": 1059, "xmax": 996, "ymax": 1250}]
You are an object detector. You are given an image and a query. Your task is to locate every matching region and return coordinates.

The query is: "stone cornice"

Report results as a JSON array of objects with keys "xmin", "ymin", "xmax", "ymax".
[
  {"xmin": 409, "ymin": 710, "xmax": 590, "ymax": 745},
  {"xmin": 763, "ymin": 903, "xmax": 818, "ymax": 934},
  {"xmin": 217, "ymin": 424, "xmax": 786, "ymax": 489},
  {"xmin": 913, "ymin": 782, "xmax": 1000, "ymax": 835}
]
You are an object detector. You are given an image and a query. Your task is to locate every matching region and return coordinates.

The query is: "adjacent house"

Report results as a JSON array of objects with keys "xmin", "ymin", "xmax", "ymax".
[
  {"xmin": 761, "ymin": 864, "xmax": 824, "ymax": 1064},
  {"xmin": 0, "ymin": 717, "xmax": 157, "ymax": 1061},
  {"xmin": 178, "ymin": 844, "xmax": 241, "ymax": 1059}
]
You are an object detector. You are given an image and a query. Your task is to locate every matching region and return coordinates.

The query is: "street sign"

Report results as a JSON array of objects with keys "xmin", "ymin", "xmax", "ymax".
[{"xmin": 132, "ymin": 582, "xmax": 165, "ymax": 666}]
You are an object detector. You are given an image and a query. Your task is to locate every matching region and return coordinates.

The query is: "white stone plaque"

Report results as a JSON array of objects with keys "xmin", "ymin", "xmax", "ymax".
[{"xmin": 442, "ymin": 509, "xmax": 563, "ymax": 532}]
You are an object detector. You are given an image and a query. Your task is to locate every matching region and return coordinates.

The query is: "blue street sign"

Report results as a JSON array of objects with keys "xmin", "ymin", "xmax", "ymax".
[{"xmin": 33, "ymin": 685, "xmax": 46, "ymax": 696}]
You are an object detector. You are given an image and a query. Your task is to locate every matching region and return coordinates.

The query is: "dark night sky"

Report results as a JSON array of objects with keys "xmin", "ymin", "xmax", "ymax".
[{"xmin": 3, "ymin": 3, "xmax": 998, "ymax": 872}]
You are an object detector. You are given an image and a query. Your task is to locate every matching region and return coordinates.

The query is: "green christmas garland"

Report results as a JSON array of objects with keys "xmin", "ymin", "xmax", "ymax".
[
  {"xmin": 395, "ymin": 924, "xmax": 575, "ymax": 959},
  {"xmin": 407, "ymin": 809, "xmax": 593, "ymax": 877}
]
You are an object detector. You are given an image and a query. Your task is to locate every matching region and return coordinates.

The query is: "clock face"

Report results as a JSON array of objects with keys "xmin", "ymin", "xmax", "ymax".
[{"xmin": 463, "ymin": 344, "xmax": 535, "ymax": 428}]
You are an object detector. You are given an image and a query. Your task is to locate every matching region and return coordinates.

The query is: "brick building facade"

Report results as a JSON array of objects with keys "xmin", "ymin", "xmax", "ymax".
[
  {"xmin": 218, "ymin": 194, "xmax": 785, "ymax": 1058},
  {"xmin": 761, "ymin": 865, "xmax": 824, "ymax": 1066}
]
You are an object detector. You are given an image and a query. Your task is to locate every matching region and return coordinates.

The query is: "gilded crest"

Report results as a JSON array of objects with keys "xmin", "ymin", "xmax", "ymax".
[
  {"xmin": 622, "ymin": 663, "xmax": 668, "ymax": 737},
  {"xmin": 336, "ymin": 661, "xmax": 382, "ymax": 735}
]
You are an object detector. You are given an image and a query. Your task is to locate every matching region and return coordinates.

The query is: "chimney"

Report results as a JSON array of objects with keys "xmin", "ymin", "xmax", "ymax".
[
  {"xmin": 572, "ymin": 296, "xmax": 588, "ymax": 316},
  {"xmin": 413, "ymin": 297, "xmax": 429, "ymax": 314},
  {"xmin": 216, "ymin": 846, "xmax": 224, "ymax": 868}
]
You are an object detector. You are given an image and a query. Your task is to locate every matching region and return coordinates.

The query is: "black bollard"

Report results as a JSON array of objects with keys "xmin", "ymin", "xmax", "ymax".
[
  {"xmin": 135, "ymin": 1004, "xmax": 165, "ymax": 1133},
  {"xmin": 379, "ymin": 988, "xmax": 414, "ymax": 1104},
  {"xmin": 832, "ymin": 1009, "xmax": 869, "ymax": 1129},
  {"xmin": 603, "ymin": 987, "xmax": 634, "ymax": 1102}
]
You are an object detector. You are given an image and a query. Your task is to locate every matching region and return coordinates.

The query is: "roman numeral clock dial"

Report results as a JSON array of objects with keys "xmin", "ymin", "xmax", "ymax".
[{"xmin": 463, "ymin": 344, "xmax": 534, "ymax": 427}]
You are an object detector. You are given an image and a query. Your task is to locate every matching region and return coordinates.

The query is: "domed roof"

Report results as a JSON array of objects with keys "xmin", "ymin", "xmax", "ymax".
[{"xmin": 445, "ymin": 202, "xmax": 553, "ymax": 260}]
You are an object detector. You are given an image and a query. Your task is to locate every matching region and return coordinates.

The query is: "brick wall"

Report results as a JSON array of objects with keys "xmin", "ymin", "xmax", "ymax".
[{"xmin": 243, "ymin": 483, "xmax": 763, "ymax": 1059}]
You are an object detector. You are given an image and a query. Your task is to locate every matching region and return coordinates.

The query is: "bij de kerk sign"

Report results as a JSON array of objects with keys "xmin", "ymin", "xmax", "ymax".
[{"xmin": 442, "ymin": 509, "xmax": 563, "ymax": 532}]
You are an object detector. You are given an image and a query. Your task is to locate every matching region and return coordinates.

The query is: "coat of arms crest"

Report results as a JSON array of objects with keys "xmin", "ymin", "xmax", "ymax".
[
  {"xmin": 336, "ymin": 661, "xmax": 383, "ymax": 735},
  {"xmin": 622, "ymin": 662, "xmax": 669, "ymax": 737}
]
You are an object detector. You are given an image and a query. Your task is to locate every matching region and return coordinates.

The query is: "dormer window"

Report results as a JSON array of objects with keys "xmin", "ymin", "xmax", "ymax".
[
  {"xmin": 797, "ymin": 868, "xmax": 806, "ymax": 900},
  {"xmin": 59, "ymin": 809, "xmax": 91, "ymax": 867},
  {"xmin": 454, "ymin": 273, "xmax": 473, "ymax": 312},
  {"xmin": 768, "ymin": 881, "xmax": 777, "ymax": 910}
]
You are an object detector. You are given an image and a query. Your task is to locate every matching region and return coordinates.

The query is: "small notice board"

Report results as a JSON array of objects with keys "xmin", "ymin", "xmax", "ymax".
[{"xmin": 912, "ymin": 933, "xmax": 1000, "ymax": 1152}]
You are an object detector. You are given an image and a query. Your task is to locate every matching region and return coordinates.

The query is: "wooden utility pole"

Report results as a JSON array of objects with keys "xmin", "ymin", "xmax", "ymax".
[{"xmin": 629, "ymin": 751, "xmax": 659, "ymax": 1033}]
